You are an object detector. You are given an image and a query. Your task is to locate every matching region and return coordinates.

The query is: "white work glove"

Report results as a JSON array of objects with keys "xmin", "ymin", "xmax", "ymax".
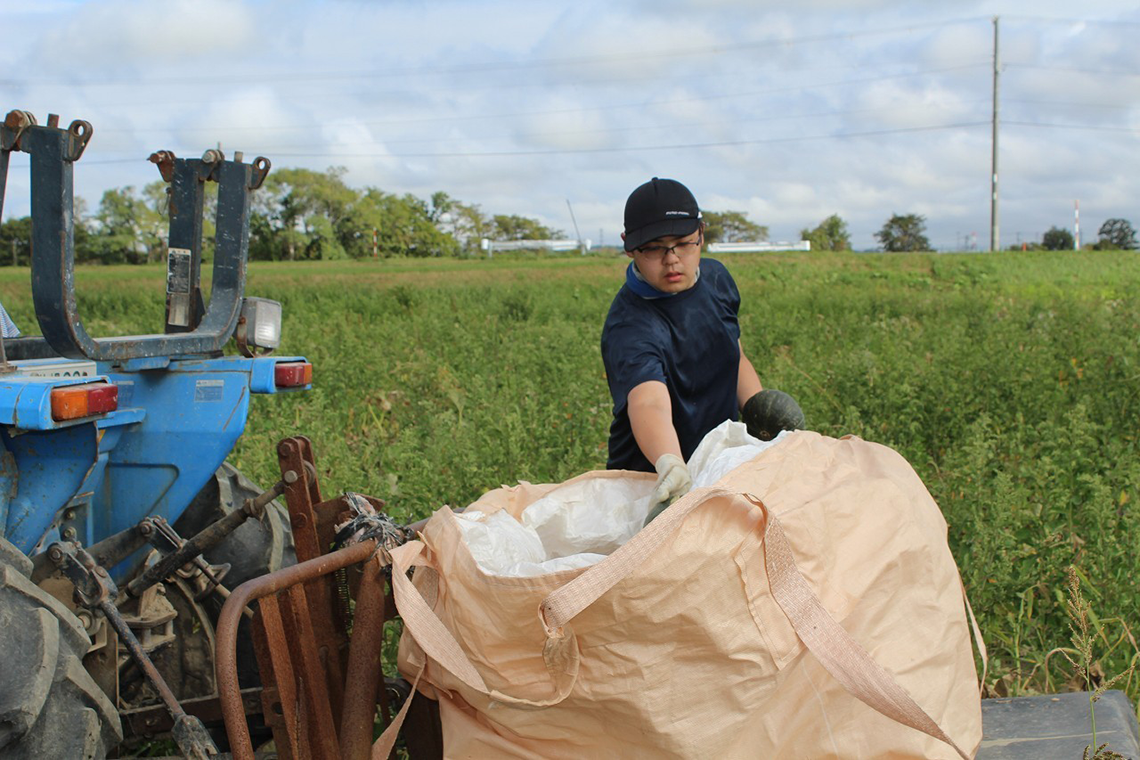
[{"xmin": 644, "ymin": 453, "xmax": 692, "ymax": 525}]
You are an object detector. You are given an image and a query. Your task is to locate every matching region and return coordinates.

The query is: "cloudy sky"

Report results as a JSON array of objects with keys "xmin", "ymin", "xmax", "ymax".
[{"xmin": 2, "ymin": 0, "xmax": 1137, "ymax": 251}]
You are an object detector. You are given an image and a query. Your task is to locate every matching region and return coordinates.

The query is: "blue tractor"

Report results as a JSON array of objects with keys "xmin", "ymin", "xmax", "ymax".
[{"xmin": 0, "ymin": 110, "xmax": 311, "ymax": 758}]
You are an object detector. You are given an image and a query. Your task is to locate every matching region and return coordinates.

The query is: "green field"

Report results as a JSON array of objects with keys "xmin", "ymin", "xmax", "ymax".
[{"xmin": 1, "ymin": 249, "xmax": 1137, "ymax": 704}]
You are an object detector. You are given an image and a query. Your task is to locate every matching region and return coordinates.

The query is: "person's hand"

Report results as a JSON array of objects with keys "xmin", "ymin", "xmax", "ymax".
[
  {"xmin": 645, "ymin": 453, "xmax": 692, "ymax": 525},
  {"xmin": 740, "ymin": 389, "xmax": 806, "ymax": 441}
]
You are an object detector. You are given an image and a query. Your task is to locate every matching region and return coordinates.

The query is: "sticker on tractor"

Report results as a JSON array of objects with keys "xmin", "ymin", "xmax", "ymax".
[
  {"xmin": 167, "ymin": 248, "xmax": 194, "ymax": 328},
  {"xmin": 194, "ymin": 379, "xmax": 224, "ymax": 402},
  {"xmin": 16, "ymin": 360, "xmax": 97, "ymax": 378},
  {"xmin": 167, "ymin": 248, "xmax": 192, "ymax": 294}
]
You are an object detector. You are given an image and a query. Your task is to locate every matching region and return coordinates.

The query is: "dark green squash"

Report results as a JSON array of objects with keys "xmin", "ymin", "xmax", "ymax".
[{"xmin": 740, "ymin": 389, "xmax": 806, "ymax": 441}]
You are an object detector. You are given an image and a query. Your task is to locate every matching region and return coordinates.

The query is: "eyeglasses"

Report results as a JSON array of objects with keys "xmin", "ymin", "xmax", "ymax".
[{"xmin": 636, "ymin": 232, "xmax": 703, "ymax": 261}]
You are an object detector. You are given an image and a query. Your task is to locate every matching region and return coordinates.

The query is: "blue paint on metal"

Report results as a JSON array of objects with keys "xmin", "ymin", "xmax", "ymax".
[
  {"xmin": 90, "ymin": 354, "xmax": 307, "ymax": 579},
  {"xmin": 1, "ymin": 353, "xmax": 307, "ymax": 575},
  {"xmin": 118, "ymin": 356, "xmax": 171, "ymax": 372},
  {"xmin": 2, "ymin": 421, "xmax": 99, "ymax": 551},
  {"xmin": 249, "ymin": 355, "xmax": 312, "ymax": 394},
  {"xmin": 0, "ymin": 441, "xmax": 17, "ymax": 532},
  {"xmin": 250, "ymin": 357, "xmax": 277, "ymax": 394}
]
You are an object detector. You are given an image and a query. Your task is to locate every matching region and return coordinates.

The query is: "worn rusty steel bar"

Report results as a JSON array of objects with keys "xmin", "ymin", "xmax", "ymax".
[
  {"xmin": 297, "ymin": 436, "xmax": 323, "ymax": 504},
  {"xmin": 277, "ymin": 437, "xmax": 348, "ymax": 721},
  {"xmin": 86, "ymin": 524, "xmax": 149, "ymax": 572},
  {"xmin": 127, "ymin": 476, "xmax": 292, "ymax": 597},
  {"xmin": 217, "ymin": 539, "xmax": 377, "ymax": 760},
  {"xmin": 0, "ymin": 144, "xmax": 9, "ymax": 223},
  {"xmin": 339, "ymin": 557, "xmax": 390, "ymax": 760},
  {"xmin": 286, "ymin": 582, "xmax": 341, "ymax": 756},
  {"xmin": 258, "ymin": 596, "xmax": 302, "ymax": 757}
]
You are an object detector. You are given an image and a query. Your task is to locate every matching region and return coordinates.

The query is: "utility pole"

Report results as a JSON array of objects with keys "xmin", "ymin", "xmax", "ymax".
[
  {"xmin": 1074, "ymin": 200, "xmax": 1080, "ymax": 250},
  {"xmin": 990, "ymin": 16, "xmax": 1000, "ymax": 252}
]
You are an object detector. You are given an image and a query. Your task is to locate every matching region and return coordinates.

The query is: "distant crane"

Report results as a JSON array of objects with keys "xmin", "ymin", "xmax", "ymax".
[{"xmin": 566, "ymin": 199, "xmax": 585, "ymax": 255}]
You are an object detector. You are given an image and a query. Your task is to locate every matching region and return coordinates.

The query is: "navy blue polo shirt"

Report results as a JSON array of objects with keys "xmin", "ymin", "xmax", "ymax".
[{"xmin": 601, "ymin": 258, "xmax": 742, "ymax": 472}]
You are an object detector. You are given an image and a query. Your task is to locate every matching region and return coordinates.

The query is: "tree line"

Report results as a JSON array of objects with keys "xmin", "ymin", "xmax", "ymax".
[
  {"xmin": 0, "ymin": 167, "xmax": 573, "ymax": 266},
  {"xmin": 874, "ymin": 213, "xmax": 1136, "ymax": 252},
  {"xmin": 0, "ymin": 165, "xmax": 1132, "ymax": 263}
]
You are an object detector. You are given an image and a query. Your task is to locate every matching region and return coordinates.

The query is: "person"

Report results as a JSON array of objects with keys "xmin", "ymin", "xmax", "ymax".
[{"xmin": 600, "ymin": 177, "xmax": 803, "ymax": 522}]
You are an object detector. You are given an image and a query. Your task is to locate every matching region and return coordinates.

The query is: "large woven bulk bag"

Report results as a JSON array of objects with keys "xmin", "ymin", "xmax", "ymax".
[{"xmin": 380, "ymin": 431, "xmax": 983, "ymax": 758}]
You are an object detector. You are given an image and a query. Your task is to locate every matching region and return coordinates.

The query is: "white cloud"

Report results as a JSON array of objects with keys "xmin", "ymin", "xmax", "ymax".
[
  {"xmin": 3, "ymin": 0, "xmax": 1140, "ymax": 251},
  {"xmin": 32, "ymin": 0, "xmax": 254, "ymax": 66}
]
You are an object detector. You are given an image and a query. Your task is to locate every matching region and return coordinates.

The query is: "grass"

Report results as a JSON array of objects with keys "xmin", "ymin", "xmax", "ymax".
[{"xmin": 0, "ymin": 249, "xmax": 1137, "ymax": 706}]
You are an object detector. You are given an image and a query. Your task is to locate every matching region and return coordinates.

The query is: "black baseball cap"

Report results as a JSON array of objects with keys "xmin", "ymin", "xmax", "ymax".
[{"xmin": 623, "ymin": 177, "xmax": 702, "ymax": 252}]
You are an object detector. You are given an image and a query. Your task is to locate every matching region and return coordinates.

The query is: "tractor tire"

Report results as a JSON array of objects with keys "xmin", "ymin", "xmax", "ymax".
[
  {"xmin": 0, "ymin": 537, "xmax": 123, "ymax": 759},
  {"xmin": 176, "ymin": 462, "xmax": 297, "ymax": 688},
  {"xmin": 177, "ymin": 462, "xmax": 297, "ymax": 590}
]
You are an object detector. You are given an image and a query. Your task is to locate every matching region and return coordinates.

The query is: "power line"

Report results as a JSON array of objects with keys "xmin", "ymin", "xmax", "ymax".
[
  {"xmin": 1005, "ymin": 63, "xmax": 1140, "ymax": 78},
  {"xmin": 75, "ymin": 56, "xmax": 989, "ymax": 116},
  {"xmin": 7, "ymin": 101, "xmax": 987, "ymax": 164},
  {"xmin": 241, "ymin": 121, "xmax": 993, "ymax": 159},
  {"xmin": 1004, "ymin": 120, "xmax": 1139, "ymax": 134},
  {"xmin": 88, "ymin": 63, "xmax": 989, "ymax": 135},
  {"xmin": 0, "ymin": 16, "xmax": 988, "ymax": 89},
  {"xmin": 1004, "ymin": 97, "xmax": 1137, "ymax": 111},
  {"xmin": 274, "ymin": 102, "xmax": 993, "ymax": 149},
  {"xmin": 59, "ymin": 121, "xmax": 987, "ymax": 165},
  {"xmin": 1002, "ymin": 14, "xmax": 1140, "ymax": 27}
]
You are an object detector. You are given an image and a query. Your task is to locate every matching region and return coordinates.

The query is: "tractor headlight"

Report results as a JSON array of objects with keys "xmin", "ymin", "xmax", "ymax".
[{"xmin": 239, "ymin": 298, "xmax": 282, "ymax": 351}]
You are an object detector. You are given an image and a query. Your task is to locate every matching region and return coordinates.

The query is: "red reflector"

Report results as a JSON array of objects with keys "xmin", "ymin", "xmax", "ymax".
[
  {"xmin": 275, "ymin": 362, "xmax": 312, "ymax": 388},
  {"xmin": 50, "ymin": 382, "xmax": 119, "ymax": 421}
]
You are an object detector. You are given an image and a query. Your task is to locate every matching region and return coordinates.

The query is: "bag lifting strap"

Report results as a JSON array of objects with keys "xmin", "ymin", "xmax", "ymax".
[
  {"xmin": 380, "ymin": 486, "xmax": 975, "ymax": 759},
  {"xmin": 541, "ymin": 486, "xmax": 972, "ymax": 760}
]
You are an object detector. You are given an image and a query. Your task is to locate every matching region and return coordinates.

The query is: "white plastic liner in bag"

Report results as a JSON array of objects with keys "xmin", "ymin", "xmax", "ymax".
[{"xmin": 455, "ymin": 420, "xmax": 786, "ymax": 577}]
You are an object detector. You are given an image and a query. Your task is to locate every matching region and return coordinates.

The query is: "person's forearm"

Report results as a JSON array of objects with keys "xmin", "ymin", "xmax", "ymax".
[
  {"xmin": 628, "ymin": 381, "xmax": 683, "ymax": 465},
  {"xmin": 737, "ymin": 341, "xmax": 763, "ymax": 409}
]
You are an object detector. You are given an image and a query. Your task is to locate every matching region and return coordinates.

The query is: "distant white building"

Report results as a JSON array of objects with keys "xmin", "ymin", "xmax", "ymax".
[
  {"xmin": 707, "ymin": 241, "xmax": 811, "ymax": 253},
  {"xmin": 481, "ymin": 239, "xmax": 591, "ymax": 256}
]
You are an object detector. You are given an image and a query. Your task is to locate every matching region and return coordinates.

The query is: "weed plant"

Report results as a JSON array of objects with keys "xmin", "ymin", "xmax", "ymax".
[
  {"xmin": 1062, "ymin": 565, "xmax": 1134, "ymax": 758},
  {"xmin": 0, "ymin": 250, "xmax": 1136, "ymax": 705}
]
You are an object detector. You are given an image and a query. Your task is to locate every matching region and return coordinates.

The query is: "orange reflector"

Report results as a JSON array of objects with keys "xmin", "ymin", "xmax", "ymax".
[
  {"xmin": 51, "ymin": 382, "xmax": 119, "ymax": 421},
  {"xmin": 275, "ymin": 362, "xmax": 312, "ymax": 388}
]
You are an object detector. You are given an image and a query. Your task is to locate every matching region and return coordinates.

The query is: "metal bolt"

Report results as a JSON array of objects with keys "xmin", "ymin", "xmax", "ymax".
[
  {"xmin": 233, "ymin": 150, "xmax": 244, "ymax": 163},
  {"xmin": 277, "ymin": 442, "xmax": 291, "ymax": 456},
  {"xmin": 139, "ymin": 521, "xmax": 154, "ymax": 536},
  {"xmin": 4, "ymin": 110, "xmax": 30, "ymax": 129},
  {"xmin": 48, "ymin": 544, "xmax": 65, "ymax": 563},
  {"xmin": 64, "ymin": 509, "xmax": 76, "ymax": 521},
  {"xmin": 283, "ymin": 469, "xmax": 298, "ymax": 484},
  {"xmin": 62, "ymin": 527, "xmax": 76, "ymax": 540}
]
